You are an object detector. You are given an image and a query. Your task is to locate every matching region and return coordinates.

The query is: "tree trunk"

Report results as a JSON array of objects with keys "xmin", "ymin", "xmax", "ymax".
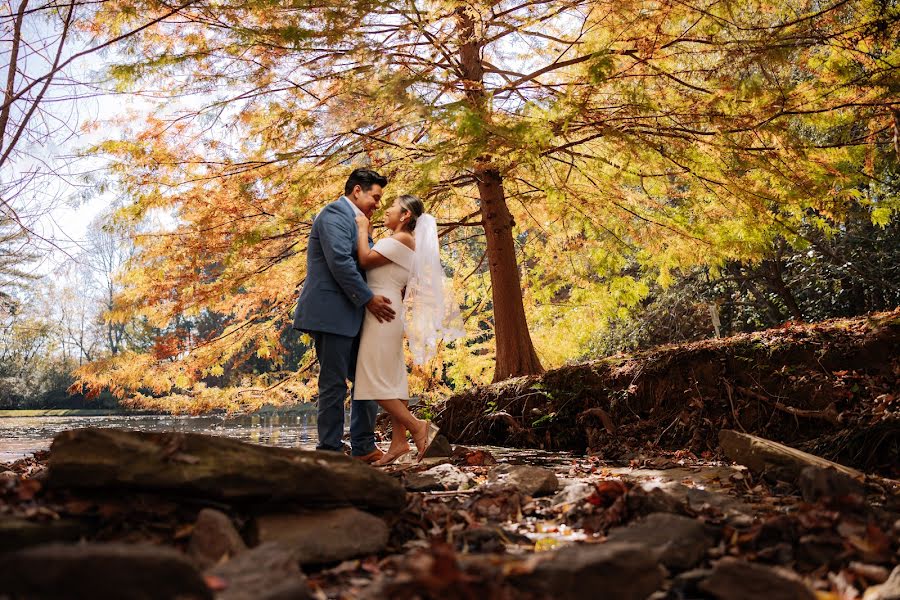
[
  {"xmin": 457, "ymin": 9, "xmax": 543, "ymax": 382},
  {"xmin": 476, "ymin": 168, "xmax": 544, "ymax": 381},
  {"xmin": 762, "ymin": 259, "xmax": 804, "ymax": 322}
]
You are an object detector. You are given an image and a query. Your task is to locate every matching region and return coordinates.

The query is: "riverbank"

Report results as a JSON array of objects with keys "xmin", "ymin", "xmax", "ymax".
[
  {"xmin": 436, "ymin": 308, "xmax": 900, "ymax": 477},
  {"xmin": 1, "ymin": 428, "xmax": 898, "ymax": 599},
  {"xmin": 0, "ymin": 404, "xmax": 320, "ymax": 418},
  {"xmin": 0, "ymin": 409, "xmax": 158, "ymax": 418}
]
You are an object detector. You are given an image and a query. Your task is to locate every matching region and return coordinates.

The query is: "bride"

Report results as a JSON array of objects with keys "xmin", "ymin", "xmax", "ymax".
[{"xmin": 353, "ymin": 194, "xmax": 461, "ymax": 466}]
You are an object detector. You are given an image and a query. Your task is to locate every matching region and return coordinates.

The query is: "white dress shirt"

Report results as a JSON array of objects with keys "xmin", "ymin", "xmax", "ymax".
[{"xmin": 342, "ymin": 195, "xmax": 363, "ymax": 217}]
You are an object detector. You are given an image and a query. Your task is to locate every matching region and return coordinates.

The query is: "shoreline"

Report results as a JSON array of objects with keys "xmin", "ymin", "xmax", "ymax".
[
  {"xmin": 0, "ymin": 405, "xmax": 320, "ymax": 418},
  {"xmin": 0, "ymin": 409, "xmax": 162, "ymax": 418}
]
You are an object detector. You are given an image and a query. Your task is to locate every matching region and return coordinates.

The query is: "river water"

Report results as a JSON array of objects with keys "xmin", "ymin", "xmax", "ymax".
[
  {"xmin": 0, "ymin": 412, "xmax": 322, "ymax": 464},
  {"xmin": 0, "ymin": 410, "xmax": 580, "ymax": 470}
]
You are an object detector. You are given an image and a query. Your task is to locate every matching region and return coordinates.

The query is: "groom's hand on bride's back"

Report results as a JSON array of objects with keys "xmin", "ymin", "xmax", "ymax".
[{"xmin": 366, "ymin": 295, "xmax": 395, "ymax": 322}]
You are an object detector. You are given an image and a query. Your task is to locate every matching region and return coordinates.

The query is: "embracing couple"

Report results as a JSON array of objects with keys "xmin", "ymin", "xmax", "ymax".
[{"xmin": 293, "ymin": 168, "xmax": 460, "ymax": 466}]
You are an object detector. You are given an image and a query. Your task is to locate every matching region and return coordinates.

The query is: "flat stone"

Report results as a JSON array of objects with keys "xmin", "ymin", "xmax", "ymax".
[
  {"xmin": 406, "ymin": 464, "xmax": 472, "ymax": 492},
  {"xmin": 627, "ymin": 481, "xmax": 751, "ymax": 519},
  {"xmin": 404, "ymin": 471, "xmax": 443, "ymax": 492},
  {"xmin": 625, "ymin": 484, "xmax": 684, "ymax": 515},
  {"xmin": 254, "ymin": 508, "xmax": 388, "ymax": 564},
  {"xmin": 512, "ymin": 541, "xmax": 665, "ymax": 600},
  {"xmin": 699, "ymin": 557, "xmax": 815, "ymax": 600},
  {"xmin": 188, "ymin": 508, "xmax": 247, "ymax": 569},
  {"xmin": 864, "ymin": 566, "xmax": 900, "ymax": 600},
  {"xmin": 0, "ymin": 517, "xmax": 89, "ymax": 552},
  {"xmin": 551, "ymin": 481, "xmax": 596, "ymax": 506},
  {"xmin": 208, "ymin": 542, "xmax": 311, "ymax": 600},
  {"xmin": 46, "ymin": 428, "xmax": 405, "ymax": 511},
  {"xmin": 490, "ymin": 465, "xmax": 559, "ymax": 497},
  {"xmin": 606, "ymin": 513, "xmax": 715, "ymax": 570},
  {"xmin": 0, "ymin": 542, "xmax": 211, "ymax": 600}
]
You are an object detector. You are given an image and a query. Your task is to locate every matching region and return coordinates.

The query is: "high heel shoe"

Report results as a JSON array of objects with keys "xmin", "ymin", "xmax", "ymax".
[
  {"xmin": 373, "ymin": 448, "xmax": 411, "ymax": 467},
  {"xmin": 425, "ymin": 420, "xmax": 439, "ymax": 449},
  {"xmin": 414, "ymin": 421, "xmax": 440, "ymax": 462}
]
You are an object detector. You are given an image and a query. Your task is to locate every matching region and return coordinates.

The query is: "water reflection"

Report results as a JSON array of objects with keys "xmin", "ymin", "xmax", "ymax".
[{"xmin": 0, "ymin": 409, "xmax": 335, "ymax": 463}]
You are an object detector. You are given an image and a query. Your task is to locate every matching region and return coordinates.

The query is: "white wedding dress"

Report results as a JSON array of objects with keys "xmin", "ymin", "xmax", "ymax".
[{"xmin": 353, "ymin": 238, "xmax": 414, "ymax": 400}]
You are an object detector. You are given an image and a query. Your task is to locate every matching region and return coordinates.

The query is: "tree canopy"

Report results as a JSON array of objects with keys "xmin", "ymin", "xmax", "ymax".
[{"xmin": 73, "ymin": 0, "xmax": 900, "ymax": 410}]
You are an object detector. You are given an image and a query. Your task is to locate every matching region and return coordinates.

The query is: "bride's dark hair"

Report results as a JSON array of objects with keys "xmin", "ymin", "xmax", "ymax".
[{"xmin": 398, "ymin": 195, "xmax": 425, "ymax": 232}]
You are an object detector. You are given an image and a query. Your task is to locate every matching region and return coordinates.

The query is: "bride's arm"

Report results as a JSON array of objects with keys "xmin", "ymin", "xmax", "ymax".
[{"xmin": 355, "ymin": 215, "xmax": 391, "ymax": 269}]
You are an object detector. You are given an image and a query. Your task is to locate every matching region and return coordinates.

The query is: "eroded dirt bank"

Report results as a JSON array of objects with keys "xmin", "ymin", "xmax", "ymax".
[{"xmin": 436, "ymin": 310, "xmax": 900, "ymax": 477}]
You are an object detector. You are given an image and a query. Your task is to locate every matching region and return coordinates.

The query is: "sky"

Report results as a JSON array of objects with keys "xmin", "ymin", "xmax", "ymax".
[
  {"xmin": 15, "ymin": 58, "xmax": 152, "ymax": 277},
  {"xmin": 0, "ymin": 17, "xmax": 104, "ymax": 276}
]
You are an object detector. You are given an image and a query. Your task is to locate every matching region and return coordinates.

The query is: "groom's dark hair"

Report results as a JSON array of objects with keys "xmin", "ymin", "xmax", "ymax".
[{"xmin": 344, "ymin": 168, "xmax": 388, "ymax": 196}]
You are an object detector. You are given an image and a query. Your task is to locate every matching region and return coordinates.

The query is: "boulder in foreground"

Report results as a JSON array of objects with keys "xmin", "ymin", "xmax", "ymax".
[
  {"xmin": 0, "ymin": 542, "xmax": 212, "ymax": 600},
  {"xmin": 207, "ymin": 542, "xmax": 312, "ymax": 600},
  {"xmin": 699, "ymin": 557, "xmax": 816, "ymax": 600},
  {"xmin": 605, "ymin": 512, "xmax": 715, "ymax": 570},
  {"xmin": 47, "ymin": 428, "xmax": 406, "ymax": 511},
  {"xmin": 254, "ymin": 507, "xmax": 389, "ymax": 564},
  {"xmin": 511, "ymin": 541, "xmax": 665, "ymax": 600}
]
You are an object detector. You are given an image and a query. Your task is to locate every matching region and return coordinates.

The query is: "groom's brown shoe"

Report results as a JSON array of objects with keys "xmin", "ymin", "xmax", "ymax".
[{"xmin": 355, "ymin": 448, "xmax": 384, "ymax": 464}]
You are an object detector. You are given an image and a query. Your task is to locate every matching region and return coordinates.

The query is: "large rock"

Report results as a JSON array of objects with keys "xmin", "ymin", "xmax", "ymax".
[
  {"xmin": 490, "ymin": 465, "xmax": 559, "ymax": 497},
  {"xmin": 0, "ymin": 517, "xmax": 88, "ymax": 552},
  {"xmin": 0, "ymin": 542, "xmax": 212, "ymax": 600},
  {"xmin": 254, "ymin": 507, "xmax": 388, "ymax": 564},
  {"xmin": 606, "ymin": 513, "xmax": 715, "ymax": 570},
  {"xmin": 188, "ymin": 508, "xmax": 247, "ymax": 569},
  {"xmin": 512, "ymin": 542, "xmax": 665, "ymax": 600},
  {"xmin": 699, "ymin": 557, "xmax": 815, "ymax": 600},
  {"xmin": 864, "ymin": 566, "xmax": 900, "ymax": 600},
  {"xmin": 47, "ymin": 428, "xmax": 405, "ymax": 510},
  {"xmin": 207, "ymin": 542, "xmax": 311, "ymax": 600}
]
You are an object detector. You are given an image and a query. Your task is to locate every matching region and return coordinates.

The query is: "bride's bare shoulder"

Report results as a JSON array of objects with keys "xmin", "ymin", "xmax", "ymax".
[{"xmin": 391, "ymin": 231, "xmax": 415, "ymax": 250}]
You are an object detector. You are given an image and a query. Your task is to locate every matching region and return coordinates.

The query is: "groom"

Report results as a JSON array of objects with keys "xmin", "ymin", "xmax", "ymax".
[{"xmin": 293, "ymin": 168, "xmax": 396, "ymax": 463}]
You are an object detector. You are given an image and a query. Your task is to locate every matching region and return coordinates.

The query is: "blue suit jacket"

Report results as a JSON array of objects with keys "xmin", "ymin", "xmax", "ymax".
[{"xmin": 293, "ymin": 198, "xmax": 374, "ymax": 337}]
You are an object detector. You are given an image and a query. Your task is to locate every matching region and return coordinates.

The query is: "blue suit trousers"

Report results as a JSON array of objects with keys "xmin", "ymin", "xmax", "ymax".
[{"xmin": 311, "ymin": 331, "xmax": 378, "ymax": 456}]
